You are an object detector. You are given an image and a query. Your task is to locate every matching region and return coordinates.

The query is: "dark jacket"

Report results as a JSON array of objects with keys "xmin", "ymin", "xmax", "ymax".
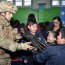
[{"xmin": 33, "ymin": 44, "xmax": 65, "ymax": 65}]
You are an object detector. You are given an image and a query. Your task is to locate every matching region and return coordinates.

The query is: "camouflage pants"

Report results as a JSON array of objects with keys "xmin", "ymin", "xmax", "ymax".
[{"xmin": 0, "ymin": 58, "xmax": 11, "ymax": 65}]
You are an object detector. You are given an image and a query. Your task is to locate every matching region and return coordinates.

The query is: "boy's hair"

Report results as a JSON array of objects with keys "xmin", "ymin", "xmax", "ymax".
[
  {"xmin": 27, "ymin": 20, "xmax": 37, "ymax": 27},
  {"xmin": 48, "ymin": 31, "xmax": 56, "ymax": 38},
  {"xmin": 10, "ymin": 20, "xmax": 20, "ymax": 29},
  {"xmin": 27, "ymin": 13, "xmax": 36, "ymax": 22},
  {"xmin": 60, "ymin": 28, "xmax": 65, "ymax": 38},
  {"xmin": 10, "ymin": 20, "xmax": 21, "ymax": 32}
]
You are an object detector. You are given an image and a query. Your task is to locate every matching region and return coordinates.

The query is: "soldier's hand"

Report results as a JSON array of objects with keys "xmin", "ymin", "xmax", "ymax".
[
  {"xmin": 22, "ymin": 42, "xmax": 33, "ymax": 50},
  {"xmin": 18, "ymin": 42, "xmax": 33, "ymax": 50}
]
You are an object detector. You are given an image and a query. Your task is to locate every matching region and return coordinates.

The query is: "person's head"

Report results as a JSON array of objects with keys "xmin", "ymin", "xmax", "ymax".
[
  {"xmin": 27, "ymin": 13, "xmax": 36, "ymax": 22},
  {"xmin": 0, "ymin": 1, "xmax": 17, "ymax": 21},
  {"xmin": 53, "ymin": 16, "xmax": 62, "ymax": 27},
  {"xmin": 10, "ymin": 20, "xmax": 20, "ymax": 34},
  {"xmin": 27, "ymin": 21, "xmax": 37, "ymax": 34},
  {"xmin": 47, "ymin": 31, "xmax": 56, "ymax": 43},
  {"xmin": 57, "ymin": 28, "xmax": 65, "ymax": 44}
]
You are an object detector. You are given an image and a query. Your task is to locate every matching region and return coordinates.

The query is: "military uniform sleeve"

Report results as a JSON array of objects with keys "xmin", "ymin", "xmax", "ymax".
[{"xmin": 0, "ymin": 26, "xmax": 31, "ymax": 52}]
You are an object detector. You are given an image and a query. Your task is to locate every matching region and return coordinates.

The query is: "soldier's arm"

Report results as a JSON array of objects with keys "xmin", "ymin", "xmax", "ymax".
[{"xmin": 0, "ymin": 29, "xmax": 32, "ymax": 52}]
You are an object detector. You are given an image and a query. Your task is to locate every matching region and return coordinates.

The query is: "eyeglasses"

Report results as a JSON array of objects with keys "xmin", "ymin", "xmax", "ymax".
[{"xmin": 53, "ymin": 22, "xmax": 59, "ymax": 24}]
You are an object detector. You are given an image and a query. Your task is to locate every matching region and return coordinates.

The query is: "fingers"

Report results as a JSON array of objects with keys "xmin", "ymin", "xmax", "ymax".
[
  {"xmin": 24, "ymin": 42, "xmax": 35, "ymax": 50},
  {"xmin": 25, "ymin": 42, "xmax": 31, "ymax": 45},
  {"xmin": 28, "ymin": 46, "xmax": 35, "ymax": 50},
  {"xmin": 29, "ymin": 46, "xmax": 33, "ymax": 50}
]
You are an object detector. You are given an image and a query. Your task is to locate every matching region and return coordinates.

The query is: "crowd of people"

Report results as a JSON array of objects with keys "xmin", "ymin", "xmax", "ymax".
[{"xmin": 0, "ymin": 1, "xmax": 65, "ymax": 65}]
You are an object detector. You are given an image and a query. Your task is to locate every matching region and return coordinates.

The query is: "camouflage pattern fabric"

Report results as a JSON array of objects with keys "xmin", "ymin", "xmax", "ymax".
[
  {"xmin": 0, "ymin": 1, "xmax": 32, "ymax": 65},
  {"xmin": 0, "ymin": 1, "xmax": 17, "ymax": 13},
  {"xmin": 0, "ymin": 14, "xmax": 32, "ymax": 65}
]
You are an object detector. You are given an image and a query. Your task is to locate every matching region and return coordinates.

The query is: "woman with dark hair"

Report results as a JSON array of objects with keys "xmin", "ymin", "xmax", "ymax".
[{"xmin": 50, "ymin": 16, "xmax": 64, "ymax": 38}]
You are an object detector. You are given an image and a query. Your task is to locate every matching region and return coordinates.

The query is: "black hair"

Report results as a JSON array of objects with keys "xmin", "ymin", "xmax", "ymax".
[
  {"xmin": 60, "ymin": 27, "xmax": 65, "ymax": 38},
  {"xmin": 53, "ymin": 16, "xmax": 62, "ymax": 27},
  {"xmin": 27, "ymin": 20, "xmax": 37, "ymax": 26},
  {"xmin": 53, "ymin": 16, "xmax": 61, "ymax": 22},
  {"xmin": 10, "ymin": 20, "xmax": 20, "ymax": 29},
  {"xmin": 19, "ymin": 23, "xmax": 25, "ymax": 28},
  {"xmin": 27, "ymin": 13, "xmax": 36, "ymax": 22},
  {"xmin": 10, "ymin": 20, "xmax": 21, "ymax": 33},
  {"xmin": 45, "ymin": 21, "xmax": 49, "ymax": 25}
]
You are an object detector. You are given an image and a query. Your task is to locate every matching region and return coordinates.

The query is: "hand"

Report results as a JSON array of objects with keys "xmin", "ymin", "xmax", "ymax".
[
  {"xmin": 24, "ymin": 42, "xmax": 38, "ymax": 51},
  {"xmin": 23, "ymin": 42, "xmax": 33, "ymax": 50},
  {"xmin": 24, "ymin": 59, "xmax": 28, "ymax": 63},
  {"xmin": 18, "ymin": 42, "xmax": 33, "ymax": 50},
  {"xmin": 32, "ymin": 47, "xmax": 37, "ymax": 52}
]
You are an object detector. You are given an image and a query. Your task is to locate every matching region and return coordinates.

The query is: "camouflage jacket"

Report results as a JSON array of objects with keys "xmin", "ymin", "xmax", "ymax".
[{"xmin": 0, "ymin": 15, "xmax": 21, "ymax": 53}]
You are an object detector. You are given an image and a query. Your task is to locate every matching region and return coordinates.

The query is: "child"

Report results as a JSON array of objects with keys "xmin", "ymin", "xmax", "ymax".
[
  {"xmin": 26, "ymin": 21, "xmax": 45, "ymax": 65},
  {"xmin": 19, "ymin": 21, "xmax": 45, "ymax": 65},
  {"xmin": 26, "ymin": 21, "xmax": 44, "ymax": 41},
  {"xmin": 47, "ymin": 31, "xmax": 57, "ymax": 45}
]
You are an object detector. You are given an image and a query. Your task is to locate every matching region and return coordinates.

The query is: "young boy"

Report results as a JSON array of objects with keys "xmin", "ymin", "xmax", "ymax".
[
  {"xmin": 26, "ymin": 21, "xmax": 46, "ymax": 65},
  {"xmin": 26, "ymin": 21, "xmax": 44, "ymax": 41},
  {"xmin": 19, "ymin": 21, "xmax": 45, "ymax": 65}
]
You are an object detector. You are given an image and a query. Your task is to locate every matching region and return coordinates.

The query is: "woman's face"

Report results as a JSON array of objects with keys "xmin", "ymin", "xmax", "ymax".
[{"xmin": 53, "ymin": 19, "xmax": 60, "ymax": 27}]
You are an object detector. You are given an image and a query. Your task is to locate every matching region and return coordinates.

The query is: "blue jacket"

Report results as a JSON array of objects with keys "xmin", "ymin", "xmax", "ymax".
[{"xmin": 33, "ymin": 44, "xmax": 65, "ymax": 65}]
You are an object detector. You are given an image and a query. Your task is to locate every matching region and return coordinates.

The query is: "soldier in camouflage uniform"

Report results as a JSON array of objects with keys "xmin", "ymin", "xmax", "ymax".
[{"xmin": 0, "ymin": 1, "xmax": 32, "ymax": 65}]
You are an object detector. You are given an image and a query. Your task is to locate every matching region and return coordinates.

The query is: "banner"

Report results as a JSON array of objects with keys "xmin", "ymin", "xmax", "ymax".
[{"xmin": 60, "ymin": 7, "xmax": 65, "ymax": 27}]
